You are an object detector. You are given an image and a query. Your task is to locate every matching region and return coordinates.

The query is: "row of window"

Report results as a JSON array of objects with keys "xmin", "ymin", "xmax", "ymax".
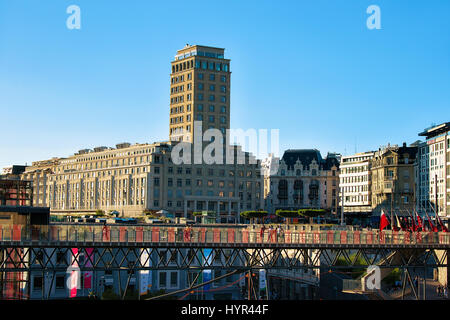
[
  {"xmin": 195, "ymin": 114, "xmax": 227, "ymax": 123},
  {"xmin": 195, "ymin": 60, "xmax": 229, "ymax": 72},
  {"xmin": 198, "ymin": 73, "xmax": 227, "ymax": 82},
  {"xmin": 170, "ymin": 83, "xmax": 193, "ymax": 94},
  {"xmin": 170, "ymin": 104, "xmax": 191, "ymax": 114},
  {"xmin": 156, "ymin": 167, "xmax": 255, "ymax": 177},
  {"xmin": 170, "ymin": 93, "xmax": 227, "ymax": 105},
  {"xmin": 197, "ymin": 83, "xmax": 227, "ymax": 92},
  {"xmin": 196, "ymin": 93, "xmax": 226, "ymax": 103},
  {"xmin": 197, "ymin": 104, "xmax": 227, "ymax": 113}
]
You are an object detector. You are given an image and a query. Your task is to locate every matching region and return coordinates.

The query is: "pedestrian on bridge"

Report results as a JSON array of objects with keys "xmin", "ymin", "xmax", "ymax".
[
  {"xmin": 260, "ymin": 225, "xmax": 266, "ymax": 242},
  {"xmin": 102, "ymin": 220, "xmax": 109, "ymax": 241},
  {"xmin": 269, "ymin": 225, "xmax": 275, "ymax": 242}
]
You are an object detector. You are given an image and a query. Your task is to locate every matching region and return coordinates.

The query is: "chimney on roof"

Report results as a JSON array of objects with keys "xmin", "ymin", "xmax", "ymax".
[{"xmin": 402, "ymin": 142, "xmax": 406, "ymax": 148}]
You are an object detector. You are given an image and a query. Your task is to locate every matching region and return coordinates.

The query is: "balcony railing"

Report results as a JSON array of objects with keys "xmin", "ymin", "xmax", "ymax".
[{"xmin": 0, "ymin": 224, "xmax": 449, "ymax": 247}]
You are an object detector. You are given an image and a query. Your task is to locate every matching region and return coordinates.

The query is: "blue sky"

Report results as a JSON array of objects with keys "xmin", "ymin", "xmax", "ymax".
[{"xmin": 0, "ymin": 0, "xmax": 449, "ymax": 168}]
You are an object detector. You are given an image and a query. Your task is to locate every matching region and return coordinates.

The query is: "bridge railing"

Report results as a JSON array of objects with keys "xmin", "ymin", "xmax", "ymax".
[{"xmin": 0, "ymin": 224, "xmax": 449, "ymax": 246}]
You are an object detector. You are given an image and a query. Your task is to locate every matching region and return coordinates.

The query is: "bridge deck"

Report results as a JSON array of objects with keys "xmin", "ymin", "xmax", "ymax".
[{"xmin": 0, "ymin": 224, "xmax": 449, "ymax": 249}]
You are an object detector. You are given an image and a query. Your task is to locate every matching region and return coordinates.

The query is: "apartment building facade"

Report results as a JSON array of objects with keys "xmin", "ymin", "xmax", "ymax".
[
  {"xmin": 338, "ymin": 152, "xmax": 374, "ymax": 214},
  {"xmin": 417, "ymin": 122, "xmax": 450, "ymax": 218},
  {"xmin": 264, "ymin": 149, "xmax": 340, "ymax": 214}
]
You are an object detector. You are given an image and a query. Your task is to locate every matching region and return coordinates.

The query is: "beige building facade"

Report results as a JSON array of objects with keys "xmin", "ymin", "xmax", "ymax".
[
  {"xmin": 169, "ymin": 45, "xmax": 231, "ymax": 143},
  {"xmin": 370, "ymin": 143, "xmax": 418, "ymax": 216},
  {"xmin": 339, "ymin": 151, "xmax": 374, "ymax": 214},
  {"xmin": 22, "ymin": 142, "xmax": 263, "ymax": 221}
]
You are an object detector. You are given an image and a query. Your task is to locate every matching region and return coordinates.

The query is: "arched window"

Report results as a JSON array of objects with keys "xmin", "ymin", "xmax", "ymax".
[{"xmin": 296, "ymin": 169, "xmax": 301, "ymax": 176}]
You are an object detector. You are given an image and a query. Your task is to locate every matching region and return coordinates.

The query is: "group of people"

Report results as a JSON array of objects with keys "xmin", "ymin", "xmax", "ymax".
[
  {"xmin": 437, "ymin": 284, "xmax": 448, "ymax": 299},
  {"xmin": 259, "ymin": 224, "xmax": 285, "ymax": 242}
]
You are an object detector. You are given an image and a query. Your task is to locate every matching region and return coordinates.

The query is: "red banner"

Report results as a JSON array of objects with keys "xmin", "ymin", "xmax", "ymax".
[
  {"xmin": 213, "ymin": 229, "xmax": 220, "ymax": 243},
  {"xmin": 314, "ymin": 232, "xmax": 320, "ymax": 244},
  {"xmin": 404, "ymin": 232, "xmax": 411, "ymax": 244},
  {"xmin": 327, "ymin": 231, "xmax": 334, "ymax": 244},
  {"xmin": 354, "ymin": 231, "xmax": 360, "ymax": 244},
  {"xmin": 199, "ymin": 228, "xmax": 206, "ymax": 242},
  {"xmin": 119, "ymin": 227, "xmax": 127, "ymax": 242},
  {"xmin": 70, "ymin": 248, "xmax": 79, "ymax": 298},
  {"xmin": 152, "ymin": 227, "xmax": 160, "ymax": 242},
  {"xmin": 242, "ymin": 230, "xmax": 249, "ymax": 243},
  {"xmin": 227, "ymin": 229, "xmax": 235, "ymax": 243},
  {"xmin": 136, "ymin": 227, "xmax": 143, "ymax": 242},
  {"xmin": 340, "ymin": 231, "xmax": 347, "ymax": 244},
  {"xmin": 12, "ymin": 225, "xmax": 21, "ymax": 241},
  {"xmin": 415, "ymin": 232, "xmax": 422, "ymax": 243},
  {"xmin": 167, "ymin": 228, "xmax": 175, "ymax": 242},
  {"xmin": 367, "ymin": 232, "xmax": 373, "ymax": 244},
  {"xmin": 393, "ymin": 231, "xmax": 399, "ymax": 244},
  {"xmin": 84, "ymin": 248, "xmax": 93, "ymax": 289},
  {"xmin": 300, "ymin": 232, "xmax": 305, "ymax": 244},
  {"xmin": 285, "ymin": 230, "xmax": 291, "ymax": 243},
  {"xmin": 102, "ymin": 226, "xmax": 110, "ymax": 241},
  {"xmin": 379, "ymin": 231, "xmax": 385, "ymax": 244}
]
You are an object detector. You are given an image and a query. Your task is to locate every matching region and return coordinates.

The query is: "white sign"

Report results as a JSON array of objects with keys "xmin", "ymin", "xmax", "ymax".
[
  {"xmin": 365, "ymin": 265, "xmax": 381, "ymax": 290},
  {"xmin": 259, "ymin": 270, "xmax": 267, "ymax": 290}
]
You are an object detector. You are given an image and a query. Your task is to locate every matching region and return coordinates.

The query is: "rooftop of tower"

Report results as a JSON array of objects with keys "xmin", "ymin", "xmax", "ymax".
[{"xmin": 174, "ymin": 44, "xmax": 226, "ymax": 61}]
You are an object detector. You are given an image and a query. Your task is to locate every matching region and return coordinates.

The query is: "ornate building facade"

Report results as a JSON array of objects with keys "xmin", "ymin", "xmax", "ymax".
[
  {"xmin": 264, "ymin": 149, "xmax": 340, "ymax": 214},
  {"xmin": 370, "ymin": 143, "xmax": 418, "ymax": 216}
]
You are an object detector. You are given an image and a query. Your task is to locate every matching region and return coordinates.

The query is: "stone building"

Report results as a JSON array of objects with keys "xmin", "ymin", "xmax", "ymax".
[
  {"xmin": 370, "ymin": 143, "xmax": 418, "ymax": 216},
  {"xmin": 264, "ymin": 149, "xmax": 340, "ymax": 214},
  {"xmin": 21, "ymin": 142, "xmax": 263, "ymax": 221}
]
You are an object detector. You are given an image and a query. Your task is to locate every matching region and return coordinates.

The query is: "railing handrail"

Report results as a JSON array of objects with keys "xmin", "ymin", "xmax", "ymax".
[{"xmin": 0, "ymin": 224, "xmax": 449, "ymax": 247}]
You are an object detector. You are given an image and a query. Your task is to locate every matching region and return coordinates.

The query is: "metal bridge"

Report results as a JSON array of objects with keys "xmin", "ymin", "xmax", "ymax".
[{"xmin": 1, "ymin": 224, "xmax": 449, "ymax": 272}]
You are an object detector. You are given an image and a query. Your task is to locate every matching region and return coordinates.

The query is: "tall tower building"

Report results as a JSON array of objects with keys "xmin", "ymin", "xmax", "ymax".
[{"xmin": 169, "ymin": 45, "xmax": 231, "ymax": 143}]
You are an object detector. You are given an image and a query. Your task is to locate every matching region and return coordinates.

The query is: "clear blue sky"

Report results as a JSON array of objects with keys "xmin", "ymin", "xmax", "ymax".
[{"xmin": 1, "ymin": 0, "xmax": 449, "ymax": 168}]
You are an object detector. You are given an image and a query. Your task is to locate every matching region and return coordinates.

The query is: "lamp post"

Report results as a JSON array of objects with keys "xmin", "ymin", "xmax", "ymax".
[{"xmin": 341, "ymin": 187, "xmax": 345, "ymax": 226}]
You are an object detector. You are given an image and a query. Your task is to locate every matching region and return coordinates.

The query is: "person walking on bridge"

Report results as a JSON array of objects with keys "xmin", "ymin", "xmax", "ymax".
[{"xmin": 260, "ymin": 224, "xmax": 266, "ymax": 242}]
